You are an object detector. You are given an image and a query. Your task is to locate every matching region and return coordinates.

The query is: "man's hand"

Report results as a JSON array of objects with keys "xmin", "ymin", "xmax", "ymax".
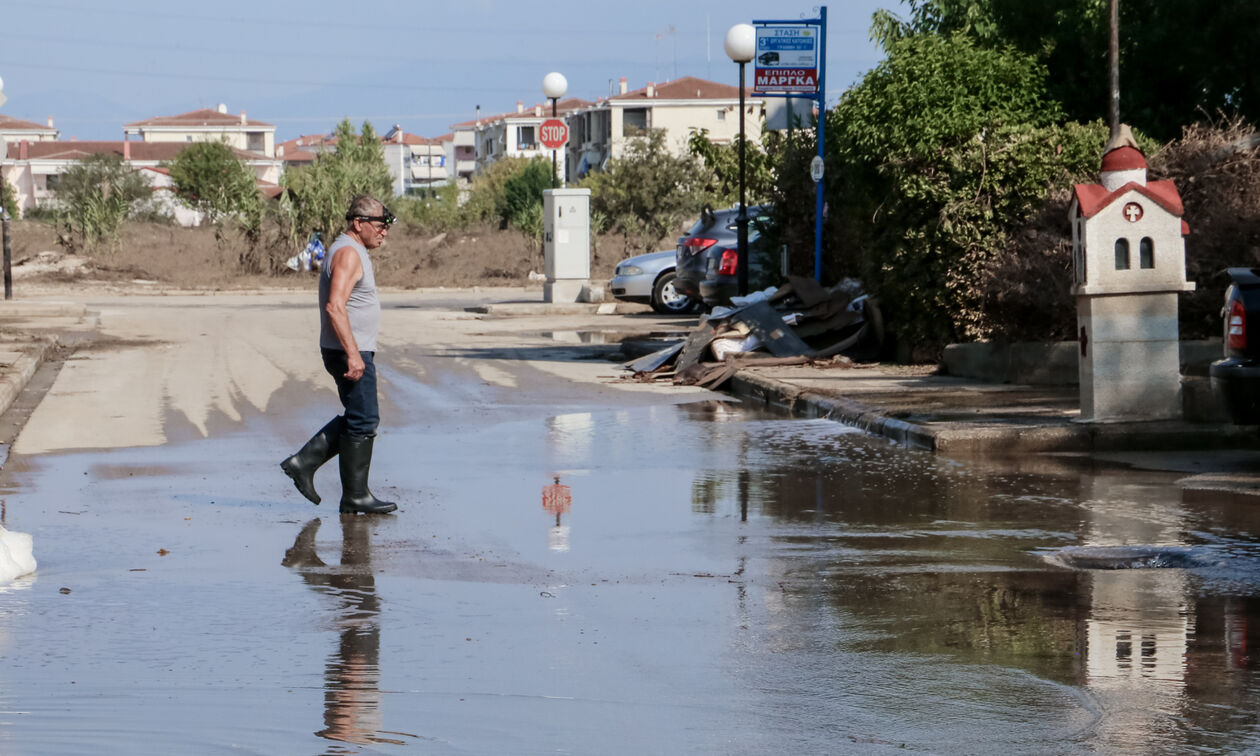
[{"xmin": 344, "ymin": 352, "xmax": 365, "ymax": 381}]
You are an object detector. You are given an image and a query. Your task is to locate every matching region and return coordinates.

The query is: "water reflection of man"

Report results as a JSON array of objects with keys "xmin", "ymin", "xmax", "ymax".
[{"xmin": 283, "ymin": 515, "xmax": 401, "ymax": 747}]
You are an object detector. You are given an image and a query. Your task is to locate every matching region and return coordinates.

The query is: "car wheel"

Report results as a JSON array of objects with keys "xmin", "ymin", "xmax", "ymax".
[{"xmin": 651, "ymin": 271, "xmax": 696, "ymax": 314}]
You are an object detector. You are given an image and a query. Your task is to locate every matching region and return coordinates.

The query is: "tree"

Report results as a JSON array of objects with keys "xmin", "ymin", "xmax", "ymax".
[
  {"xmin": 813, "ymin": 32, "xmax": 1091, "ymax": 356},
  {"xmin": 166, "ymin": 140, "xmax": 262, "ymax": 228},
  {"xmin": 686, "ymin": 128, "xmax": 775, "ymax": 205},
  {"xmin": 51, "ymin": 153, "xmax": 151, "ymax": 253},
  {"xmin": 500, "ymin": 158, "xmax": 552, "ymax": 257},
  {"xmin": 581, "ymin": 129, "xmax": 716, "ymax": 255},
  {"xmin": 875, "ymin": 0, "xmax": 1260, "ymax": 141},
  {"xmin": 281, "ymin": 119, "xmax": 394, "ymax": 242}
]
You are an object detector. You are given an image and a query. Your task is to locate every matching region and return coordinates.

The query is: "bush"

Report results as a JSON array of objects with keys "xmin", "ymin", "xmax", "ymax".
[
  {"xmin": 50, "ymin": 153, "xmax": 152, "ymax": 253},
  {"xmin": 392, "ymin": 185, "xmax": 463, "ymax": 234},
  {"xmin": 783, "ymin": 33, "xmax": 1072, "ymax": 358},
  {"xmin": 281, "ymin": 119, "xmax": 394, "ymax": 244},
  {"xmin": 166, "ymin": 140, "xmax": 263, "ymax": 228},
  {"xmin": 1150, "ymin": 117, "xmax": 1260, "ymax": 339},
  {"xmin": 581, "ymin": 129, "xmax": 716, "ymax": 256}
]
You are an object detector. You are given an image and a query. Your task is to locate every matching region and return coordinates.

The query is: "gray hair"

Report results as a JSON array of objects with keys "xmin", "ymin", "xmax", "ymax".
[{"xmin": 346, "ymin": 195, "xmax": 383, "ymax": 222}]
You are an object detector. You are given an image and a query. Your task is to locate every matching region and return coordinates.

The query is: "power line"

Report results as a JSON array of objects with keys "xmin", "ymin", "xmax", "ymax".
[
  {"xmin": 0, "ymin": 60, "xmax": 524, "ymax": 94},
  {"xmin": 0, "ymin": 0, "xmax": 655, "ymax": 36}
]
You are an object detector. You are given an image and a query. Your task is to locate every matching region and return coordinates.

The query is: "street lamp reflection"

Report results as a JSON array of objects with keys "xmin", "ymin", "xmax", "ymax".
[{"xmin": 542, "ymin": 475, "xmax": 572, "ymax": 551}]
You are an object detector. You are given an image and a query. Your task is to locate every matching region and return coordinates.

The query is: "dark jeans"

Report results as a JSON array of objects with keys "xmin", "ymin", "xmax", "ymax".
[{"xmin": 321, "ymin": 348, "xmax": 379, "ymax": 436}]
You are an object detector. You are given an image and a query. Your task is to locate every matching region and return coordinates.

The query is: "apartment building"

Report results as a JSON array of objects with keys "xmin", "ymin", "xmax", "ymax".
[
  {"xmin": 449, "ymin": 97, "xmax": 589, "ymax": 182},
  {"xmin": 565, "ymin": 76, "xmax": 763, "ymax": 179},
  {"xmin": 1, "ymin": 139, "xmax": 281, "ymax": 224},
  {"xmin": 381, "ymin": 125, "xmax": 448, "ymax": 195},
  {"xmin": 124, "ymin": 105, "xmax": 276, "ymax": 158}
]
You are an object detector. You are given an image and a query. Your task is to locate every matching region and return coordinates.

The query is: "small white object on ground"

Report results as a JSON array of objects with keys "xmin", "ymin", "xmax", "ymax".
[{"xmin": 0, "ymin": 526, "xmax": 36, "ymax": 583}]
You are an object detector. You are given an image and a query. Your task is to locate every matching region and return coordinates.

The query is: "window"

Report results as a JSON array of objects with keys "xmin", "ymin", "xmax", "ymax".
[
  {"xmin": 44, "ymin": 174, "xmax": 61, "ymax": 192},
  {"xmin": 247, "ymin": 132, "xmax": 265, "ymax": 152},
  {"xmin": 623, "ymin": 108, "xmax": 648, "ymax": 137},
  {"xmin": 717, "ymin": 109, "xmax": 726, "ymax": 121},
  {"xmin": 516, "ymin": 125, "xmax": 536, "ymax": 150},
  {"xmin": 1114, "ymin": 238, "xmax": 1130, "ymax": 269},
  {"xmin": 1139, "ymin": 237, "xmax": 1154, "ymax": 269}
]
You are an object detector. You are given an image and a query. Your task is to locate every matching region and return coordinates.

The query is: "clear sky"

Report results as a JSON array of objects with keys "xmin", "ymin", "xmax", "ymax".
[{"xmin": 0, "ymin": 0, "xmax": 899, "ymax": 143}]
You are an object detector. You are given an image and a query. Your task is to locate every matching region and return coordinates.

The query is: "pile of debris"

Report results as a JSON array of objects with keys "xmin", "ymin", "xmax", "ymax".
[{"xmin": 623, "ymin": 276, "xmax": 883, "ymax": 388}]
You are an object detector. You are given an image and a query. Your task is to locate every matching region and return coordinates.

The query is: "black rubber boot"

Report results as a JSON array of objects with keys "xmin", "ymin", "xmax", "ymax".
[
  {"xmin": 338, "ymin": 434, "xmax": 397, "ymax": 515},
  {"xmin": 280, "ymin": 518, "xmax": 326, "ymax": 568},
  {"xmin": 280, "ymin": 417, "xmax": 345, "ymax": 505}
]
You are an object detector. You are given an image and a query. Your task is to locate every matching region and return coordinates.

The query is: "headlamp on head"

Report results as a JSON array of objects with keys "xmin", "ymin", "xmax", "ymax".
[{"xmin": 346, "ymin": 207, "xmax": 397, "ymax": 226}]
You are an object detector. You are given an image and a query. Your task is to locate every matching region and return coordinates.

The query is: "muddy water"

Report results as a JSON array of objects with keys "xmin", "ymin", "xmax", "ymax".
[{"xmin": 1, "ymin": 395, "xmax": 1260, "ymax": 754}]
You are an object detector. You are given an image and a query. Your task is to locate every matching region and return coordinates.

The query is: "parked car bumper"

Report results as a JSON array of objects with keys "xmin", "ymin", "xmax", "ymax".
[
  {"xmin": 673, "ymin": 271, "xmax": 702, "ymax": 300},
  {"xmin": 699, "ymin": 277, "xmax": 738, "ymax": 307},
  {"xmin": 1211, "ymin": 358, "xmax": 1260, "ymax": 424}
]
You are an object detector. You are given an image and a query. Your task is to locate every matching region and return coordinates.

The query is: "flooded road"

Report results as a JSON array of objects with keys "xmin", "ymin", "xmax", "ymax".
[{"xmin": 1, "ymin": 296, "xmax": 1259, "ymax": 754}]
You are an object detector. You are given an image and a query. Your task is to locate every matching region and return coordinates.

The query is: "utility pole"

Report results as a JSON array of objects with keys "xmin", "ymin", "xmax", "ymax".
[
  {"xmin": 1109, "ymin": 0, "xmax": 1120, "ymax": 138},
  {"xmin": 0, "ymin": 74, "xmax": 11, "ymax": 300}
]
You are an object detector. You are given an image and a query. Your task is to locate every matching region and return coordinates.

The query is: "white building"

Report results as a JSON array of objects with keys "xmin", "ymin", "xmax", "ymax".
[
  {"xmin": 565, "ymin": 76, "xmax": 764, "ymax": 178},
  {"xmin": 381, "ymin": 125, "xmax": 448, "ymax": 195},
  {"xmin": 124, "ymin": 105, "xmax": 276, "ymax": 158},
  {"xmin": 449, "ymin": 97, "xmax": 590, "ymax": 181},
  {"xmin": 0, "ymin": 114, "xmax": 58, "ymax": 158},
  {"xmin": 2, "ymin": 139, "xmax": 282, "ymax": 225}
]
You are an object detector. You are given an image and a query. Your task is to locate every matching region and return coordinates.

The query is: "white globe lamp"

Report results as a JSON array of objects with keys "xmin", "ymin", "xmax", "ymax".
[{"xmin": 724, "ymin": 24, "xmax": 756, "ymax": 63}]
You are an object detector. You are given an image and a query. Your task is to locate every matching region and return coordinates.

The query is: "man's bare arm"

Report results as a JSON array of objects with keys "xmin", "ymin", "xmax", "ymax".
[{"xmin": 324, "ymin": 246, "xmax": 366, "ymax": 380}]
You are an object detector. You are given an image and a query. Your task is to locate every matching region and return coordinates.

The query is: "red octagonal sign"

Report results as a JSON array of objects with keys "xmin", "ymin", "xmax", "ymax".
[{"xmin": 540, "ymin": 118, "xmax": 568, "ymax": 149}]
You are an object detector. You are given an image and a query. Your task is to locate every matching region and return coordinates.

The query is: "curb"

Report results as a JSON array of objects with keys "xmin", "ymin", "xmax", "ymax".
[
  {"xmin": 0, "ymin": 337, "xmax": 56, "ymax": 419},
  {"xmin": 729, "ymin": 371, "xmax": 939, "ymax": 450},
  {"xmin": 467, "ymin": 301, "xmax": 652, "ymax": 316},
  {"xmin": 729, "ymin": 370, "xmax": 1260, "ymax": 455}
]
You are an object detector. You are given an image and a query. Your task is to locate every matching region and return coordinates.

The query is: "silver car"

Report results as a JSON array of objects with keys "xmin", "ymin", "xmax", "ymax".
[{"xmin": 609, "ymin": 250, "xmax": 698, "ymax": 314}]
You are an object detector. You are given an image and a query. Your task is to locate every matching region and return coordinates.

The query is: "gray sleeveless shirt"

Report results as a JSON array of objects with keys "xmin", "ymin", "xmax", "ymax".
[{"xmin": 318, "ymin": 232, "xmax": 380, "ymax": 352}]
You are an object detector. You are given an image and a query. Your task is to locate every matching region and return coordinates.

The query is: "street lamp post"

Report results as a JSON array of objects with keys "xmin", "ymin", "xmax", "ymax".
[
  {"xmin": 725, "ymin": 24, "xmax": 755, "ymax": 297},
  {"xmin": 0, "ymin": 73, "xmax": 11, "ymax": 300},
  {"xmin": 542, "ymin": 72, "xmax": 568, "ymax": 189}
]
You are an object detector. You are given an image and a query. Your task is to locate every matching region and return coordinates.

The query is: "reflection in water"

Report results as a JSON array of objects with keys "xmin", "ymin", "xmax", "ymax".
[
  {"xmin": 679, "ymin": 414, "xmax": 1260, "ymax": 752},
  {"xmin": 542, "ymin": 476, "xmax": 572, "ymax": 551},
  {"xmin": 1078, "ymin": 477, "xmax": 1194, "ymax": 753},
  {"xmin": 283, "ymin": 516, "xmax": 404, "ymax": 749}
]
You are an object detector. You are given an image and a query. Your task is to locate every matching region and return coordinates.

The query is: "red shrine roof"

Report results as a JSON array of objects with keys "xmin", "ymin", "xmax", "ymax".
[
  {"xmin": 1100, "ymin": 145, "xmax": 1147, "ymax": 172},
  {"xmin": 1073, "ymin": 179, "xmax": 1184, "ymax": 219}
]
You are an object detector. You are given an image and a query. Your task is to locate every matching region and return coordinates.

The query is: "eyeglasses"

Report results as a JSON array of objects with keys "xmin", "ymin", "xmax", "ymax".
[{"xmin": 350, "ymin": 207, "xmax": 397, "ymax": 229}]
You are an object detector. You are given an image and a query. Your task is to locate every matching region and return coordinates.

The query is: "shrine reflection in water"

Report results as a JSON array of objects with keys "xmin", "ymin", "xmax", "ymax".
[{"xmin": 668, "ymin": 403, "xmax": 1260, "ymax": 753}]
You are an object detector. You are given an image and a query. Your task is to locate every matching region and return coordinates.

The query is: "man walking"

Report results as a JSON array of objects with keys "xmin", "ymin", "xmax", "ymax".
[{"xmin": 281, "ymin": 195, "xmax": 398, "ymax": 515}]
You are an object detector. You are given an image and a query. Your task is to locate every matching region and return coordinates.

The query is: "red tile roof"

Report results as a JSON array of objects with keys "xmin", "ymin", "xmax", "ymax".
[
  {"xmin": 277, "ymin": 134, "xmax": 333, "ymax": 151},
  {"xmin": 1073, "ymin": 179, "xmax": 1184, "ymax": 219},
  {"xmin": 0, "ymin": 114, "xmax": 55, "ymax": 131},
  {"xmin": 6, "ymin": 140, "xmax": 268, "ymax": 162},
  {"xmin": 124, "ymin": 108, "xmax": 273, "ymax": 129},
  {"xmin": 279, "ymin": 149, "xmax": 318, "ymax": 163},
  {"xmin": 609, "ymin": 76, "xmax": 740, "ymax": 101},
  {"xmin": 384, "ymin": 131, "xmax": 439, "ymax": 146},
  {"xmin": 450, "ymin": 97, "xmax": 591, "ymax": 129}
]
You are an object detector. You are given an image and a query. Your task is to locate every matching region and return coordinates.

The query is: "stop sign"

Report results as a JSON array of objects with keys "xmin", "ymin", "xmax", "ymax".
[{"xmin": 539, "ymin": 118, "xmax": 568, "ymax": 149}]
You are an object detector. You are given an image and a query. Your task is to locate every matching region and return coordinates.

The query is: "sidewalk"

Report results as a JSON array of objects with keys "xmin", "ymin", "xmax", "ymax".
[
  {"xmin": 0, "ymin": 300, "xmax": 95, "ymax": 421},
  {"xmin": 727, "ymin": 362, "xmax": 1260, "ymax": 456}
]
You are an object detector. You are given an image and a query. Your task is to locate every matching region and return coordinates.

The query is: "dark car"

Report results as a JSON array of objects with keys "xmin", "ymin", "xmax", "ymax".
[
  {"xmin": 674, "ymin": 204, "xmax": 780, "ymax": 309},
  {"xmin": 1211, "ymin": 267, "xmax": 1260, "ymax": 423},
  {"xmin": 758, "ymin": 51, "xmax": 779, "ymax": 66}
]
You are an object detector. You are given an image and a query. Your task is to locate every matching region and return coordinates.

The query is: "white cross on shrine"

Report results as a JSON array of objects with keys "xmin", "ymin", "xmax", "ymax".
[{"xmin": 1123, "ymin": 202, "xmax": 1143, "ymax": 222}]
